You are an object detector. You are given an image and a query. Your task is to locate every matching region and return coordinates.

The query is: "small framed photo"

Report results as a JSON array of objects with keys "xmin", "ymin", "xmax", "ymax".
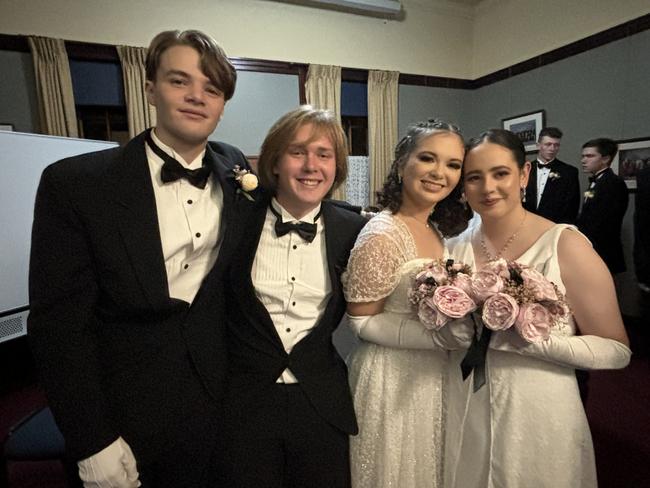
[
  {"xmin": 612, "ymin": 137, "xmax": 650, "ymax": 191},
  {"xmin": 0, "ymin": 123, "xmax": 14, "ymax": 131},
  {"xmin": 502, "ymin": 110, "xmax": 545, "ymax": 152}
]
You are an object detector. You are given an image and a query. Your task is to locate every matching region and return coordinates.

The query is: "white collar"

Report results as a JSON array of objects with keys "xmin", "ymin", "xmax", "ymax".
[
  {"xmin": 271, "ymin": 197, "xmax": 322, "ymax": 223},
  {"xmin": 150, "ymin": 129, "xmax": 206, "ymax": 169}
]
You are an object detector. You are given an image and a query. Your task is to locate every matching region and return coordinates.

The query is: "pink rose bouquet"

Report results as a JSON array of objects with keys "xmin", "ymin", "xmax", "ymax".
[
  {"xmin": 459, "ymin": 258, "xmax": 569, "ymax": 392},
  {"xmin": 408, "ymin": 259, "xmax": 475, "ymax": 330},
  {"xmin": 472, "ymin": 259, "xmax": 568, "ymax": 343}
]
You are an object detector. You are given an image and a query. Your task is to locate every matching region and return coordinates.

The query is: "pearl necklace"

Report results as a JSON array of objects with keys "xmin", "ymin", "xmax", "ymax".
[{"xmin": 480, "ymin": 211, "xmax": 528, "ymax": 262}]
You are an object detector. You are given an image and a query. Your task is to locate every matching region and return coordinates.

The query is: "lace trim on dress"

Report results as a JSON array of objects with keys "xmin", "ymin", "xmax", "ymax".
[{"xmin": 342, "ymin": 211, "xmax": 418, "ymax": 303}]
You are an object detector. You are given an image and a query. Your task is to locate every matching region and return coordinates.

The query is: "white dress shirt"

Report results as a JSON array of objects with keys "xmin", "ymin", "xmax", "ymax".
[
  {"xmin": 536, "ymin": 158, "xmax": 553, "ymax": 207},
  {"xmin": 145, "ymin": 130, "xmax": 223, "ymax": 304},
  {"xmin": 252, "ymin": 199, "xmax": 331, "ymax": 383}
]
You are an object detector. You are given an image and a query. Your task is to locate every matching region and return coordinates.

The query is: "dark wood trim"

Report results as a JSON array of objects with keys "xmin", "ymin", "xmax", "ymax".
[
  {"xmin": 0, "ymin": 33, "xmax": 29, "ymax": 51},
  {"xmin": 298, "ymin": 65, "xmax": 307, "ymax": 104},
  {"xmin": 229, "ymin": 56, "xmax": 307, "ymax": 75},
  {"xmin": 341, "ymin": 68, "xmax": 368, "ymax": 83},
  {"xmin": 2, "ymin": 11, "xmax": 649, "ymax": 89},
  {"xmin": 65, "ymin": 40, "xmax": 118, "ymax": 62}
]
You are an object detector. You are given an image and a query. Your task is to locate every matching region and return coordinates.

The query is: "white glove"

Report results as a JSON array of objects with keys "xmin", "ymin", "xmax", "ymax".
[
  {"xmin": 490, "ymin": 329, "xmax": 631, "ymax": 370},
  {"xmin": 77, "ymin": 437, "xmax": 141, "ymax": 488},
  {"xmin": 345, "ymin": 312, "xmax": 473, "ymax": 350}
]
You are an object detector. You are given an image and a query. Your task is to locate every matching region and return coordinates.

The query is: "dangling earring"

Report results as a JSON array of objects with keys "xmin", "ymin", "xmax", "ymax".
[
  {"xmin": 520, "ymin": 187, "xmax": 526, "ymax": 202},
  {"xmin": 460, "ymin": 192, "xmax": 468, "ymax": 210},
  {"xmin": 397, "ymin": 173, "xmax": 402, "ymax": 185}
]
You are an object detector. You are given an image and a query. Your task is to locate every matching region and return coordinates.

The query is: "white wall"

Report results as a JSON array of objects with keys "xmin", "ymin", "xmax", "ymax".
[
  {"xmin": 3, "ymin": 1, "xmax": 649, "ymax": 79},
  {"xmin": 0, "ymin": 0, "xmax": 473, "ymax": 78},
  {"xmin": 472, "ymin": 0, "xmax": 650, "ymax": 77}
]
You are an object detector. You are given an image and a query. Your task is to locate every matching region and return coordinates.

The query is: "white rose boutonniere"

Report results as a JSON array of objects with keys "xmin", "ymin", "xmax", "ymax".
[
  {"xmin": 583, "ymin": 189, "xmax": 595, "ymax": 201},
  {"xmin": 548, "ymin": 171, "xmax": 561, "ymax": 180},
  {"xmin": 233, "ymin": 165, "xmax": 258, "ymax": 201}
]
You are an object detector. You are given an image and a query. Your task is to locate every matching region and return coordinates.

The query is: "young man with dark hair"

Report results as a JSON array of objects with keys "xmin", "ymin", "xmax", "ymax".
[
  {"xmin": 28, "ymin": 29, "xmax": 248, "ymax": 487},
  {"xmin": 217, "ymin": 106, "xmax": 365, "ymax": 488},
  {"xmin": 524, "ymin": 126, "xmax": 581, "ymax": 223},
  {"xmin": 577, "ymin": 137, "xmax": 629, "ymax": 274}
]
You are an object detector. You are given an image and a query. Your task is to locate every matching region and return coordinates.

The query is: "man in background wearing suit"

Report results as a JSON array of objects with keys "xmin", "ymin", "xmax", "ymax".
[
  {"xmin": 524, "ymin": 127, "xmax": 581, "ymax": 223},
  {"xmin": 577, "ymin": 138, "xmax": 629, "ymax": 275},
  {"xmin": 217, "ymin": 106, "xmax": 366, "ymax": 488},
  {"xmin": 28, "ymin": 30, "xmax": 248, "ymax": 487}
]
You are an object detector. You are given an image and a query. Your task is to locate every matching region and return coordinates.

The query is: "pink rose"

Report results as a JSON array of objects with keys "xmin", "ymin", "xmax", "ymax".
[
  {"xmin": 424, "ymin": 260, "xmax": 449, "ymax": 285},
  {"xmin": 471, "ymin": 270, "xmax": 504, "ymax": 304},
  {"xmin": 432, "ymin": 285, "xmax": 477, "ymax": 318},
  {"xmin": 515, "ymin": 302, "xmax": 552, "ymax": 343},
  {"xmin": 482, "ymin": 258, "xmax": 511, "ymax": 279},
  {"xmin": 520, "ymin": 267, "xmax": 558, "ymax": 301},
  {"xmin": 452, "ymin": 272, "xmax": 474, "ymax": 299},
  {"xmin": 482, "ymin": 293, "xmax": 519, "ymax": 330},
  {"xmin": 418, "ymin": 298, "xmax": 450, "ymax": 330}
]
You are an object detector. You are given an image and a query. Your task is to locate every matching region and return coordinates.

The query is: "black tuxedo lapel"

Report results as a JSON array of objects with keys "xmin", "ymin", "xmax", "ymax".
[
  {"xmin": 206, "ymin": 144, "xmax": 237, "ymax": 232},
  {"xmin": 111, "ymin": 133, "xmax": 169, "ymax": 310},
  {"xmin": 322, "ymin": 201, "xmax": 346, "ymax": 307},
  {"xmin": 231, "ymin": 194, "xmax": 286, "ymax": 349}
]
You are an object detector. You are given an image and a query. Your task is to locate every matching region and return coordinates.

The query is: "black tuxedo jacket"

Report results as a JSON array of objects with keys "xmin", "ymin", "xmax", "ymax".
[
  {"xmin": 634, "ymin": 167, "xmax": 650, "ymax": 284},
  {"xmin": 524, "ymin": 158, "xmax": 580, "ymax": 224},
  {"xmin": 220, "ymin": 193, "xmax": 366, "ymax": 435},
  {"xmin": 28, "ymin": 130, "xmax": 250, "ymax": 461},
  {"xmin": 577, "ymin": 168, "xmax": 629, "ymax": 274}
]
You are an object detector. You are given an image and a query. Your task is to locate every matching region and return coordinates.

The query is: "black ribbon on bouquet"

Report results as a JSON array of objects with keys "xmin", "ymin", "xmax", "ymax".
[{"xmin": 460, "ymin": 312, "xmax": 492, "ymax": 392}]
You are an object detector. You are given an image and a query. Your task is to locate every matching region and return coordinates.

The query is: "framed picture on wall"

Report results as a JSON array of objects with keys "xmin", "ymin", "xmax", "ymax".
[
  {"xmin": 0, "ymin": 123, "xmax": 14, "ymax": 131},
  {"xmin": 502, "ymin": 110, "xmax": 545, "ymax": 152},
  {"xmin": 612, "ymin": 137, "xmax": 650, "ymax": 191}
]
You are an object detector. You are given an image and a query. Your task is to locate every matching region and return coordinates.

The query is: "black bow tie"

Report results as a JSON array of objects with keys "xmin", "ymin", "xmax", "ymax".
[
  {"xmin": 270, "ymin": 204, "xmax": 321, "ymax": 243},
  {"xmin": 537, "ymin": 161, "xmax": 552, "ymax": 168},
  {"xmin": 588, "ymin": 175, "xmax": 597, "ymax": 184},
  {"xmin": 146, "ymin": 130, "xmax": 212, "ymax": 189}
]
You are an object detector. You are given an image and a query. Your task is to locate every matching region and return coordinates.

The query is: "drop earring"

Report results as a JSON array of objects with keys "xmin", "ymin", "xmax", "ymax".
[
  {"xmin": 520, "ymin": 187, "xmax": 526, "ymax": 202},
  {"xmin": 460, "ymin": 192, "xmax": 468, "ymax": 209}
]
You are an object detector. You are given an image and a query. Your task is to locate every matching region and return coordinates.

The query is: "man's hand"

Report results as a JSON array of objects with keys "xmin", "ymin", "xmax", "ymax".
[{"xmin": 77, "ymin": 437, "xmax": 141, "ymax": 488}]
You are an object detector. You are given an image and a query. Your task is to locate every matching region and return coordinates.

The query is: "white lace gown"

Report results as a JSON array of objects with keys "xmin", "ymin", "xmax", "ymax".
[
  {"xmin": 445, "ymin": 224, "xmax": 597, "ymax": 488},
  {"xmin": 343, "ymin": 211, "xmax": 448, "ymax": 488}
]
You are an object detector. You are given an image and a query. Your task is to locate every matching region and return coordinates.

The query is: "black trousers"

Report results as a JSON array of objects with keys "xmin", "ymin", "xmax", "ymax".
[
  {"xmin": 130, "ymin": 365, "xmax": 219, "ymax": 488},
  {"xmin": 217, "ymin": 383, "xmax": 351, "ymax": 488}
]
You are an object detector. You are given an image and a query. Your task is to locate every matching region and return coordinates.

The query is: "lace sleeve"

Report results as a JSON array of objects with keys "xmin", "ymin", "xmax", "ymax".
[{"xmin": 342, "ymin": 218, "xmax": 407, "ymax": 303}]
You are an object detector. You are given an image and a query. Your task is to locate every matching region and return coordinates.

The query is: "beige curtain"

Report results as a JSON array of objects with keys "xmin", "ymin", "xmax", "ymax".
[
  {"xmin": 117, "ymin": 45, "xmax": 156, "ymax": 137},
  {"xmin": 368, "ymin": 70, "xmax": 399, "ymax": 205},
  {"xmin": 305, "ymin": 64, "xmax": 346, "ymax": 200},
  {"xmin": 28, "ymin": 36, "xmax": 78, "ymax": 137}
]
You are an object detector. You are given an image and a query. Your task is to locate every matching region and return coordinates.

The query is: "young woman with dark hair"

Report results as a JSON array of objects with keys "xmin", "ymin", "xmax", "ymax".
[
  {"xmin": 444, "ymin": 128, "xmax": 630, "ymax": 488},
  {"xmin": 342, "ymin": 119, "xmax": 472, "ymax": 487}
]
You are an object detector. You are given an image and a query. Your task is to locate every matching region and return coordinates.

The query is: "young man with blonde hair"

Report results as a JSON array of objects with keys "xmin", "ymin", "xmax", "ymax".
[
  {"xmin": 217, "ymin": 106, "xmax": 365, "ymax": 487},
  {"xmin": 29, "ymin": 29, "xmax": 248, "ymax": 487}
]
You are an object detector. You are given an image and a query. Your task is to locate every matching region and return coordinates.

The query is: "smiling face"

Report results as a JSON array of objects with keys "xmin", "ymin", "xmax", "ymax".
[
  {"xmin": 274, "ymin": 123, "xmax": 336, "ymax": 219},
  {"xmin": 463, "ymin": 141, "xmax": 530, "ymax": 220},
  {"xmin": 399, "ymin": 132, "xmax": 464, "ymax": 212},
  {"xmin": 145, "ymin": 45, "xmax": 225, "ymax": 158}
]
